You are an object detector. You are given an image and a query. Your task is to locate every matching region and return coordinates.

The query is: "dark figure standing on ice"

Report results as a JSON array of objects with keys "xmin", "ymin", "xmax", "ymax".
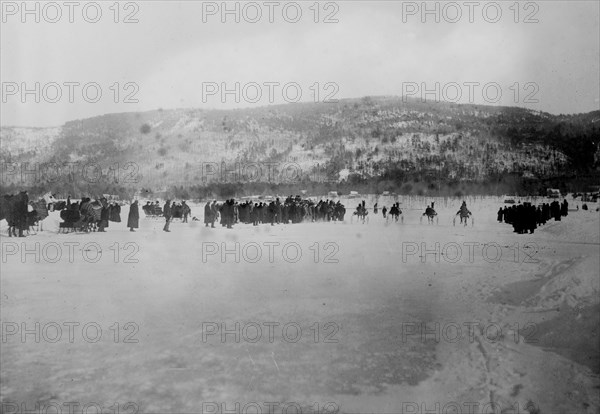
[
  {"xmin": 182, "ymin": 201, "xmax": 191, "ymax": 223},
  {"xmin": 163, "ymin": 199, "xmax": 172, "ymax": 232},
  {"xmin": 204, "ymin": 200, "xmax": 216, "ymax": 228},
  {"xmin": 128, "ymin": 199, "xmax": 139, "ymax": 232}
]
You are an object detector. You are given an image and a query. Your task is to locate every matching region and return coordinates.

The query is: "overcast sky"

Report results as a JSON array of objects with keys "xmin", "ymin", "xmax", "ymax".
[{"xmin": 1, "ymin": 1, "xmax": 599, "ymax": 127}]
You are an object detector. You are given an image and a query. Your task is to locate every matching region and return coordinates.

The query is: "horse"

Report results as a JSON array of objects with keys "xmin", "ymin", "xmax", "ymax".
[
  {"xmin": 352, "ymin": 204, "xmax": 369, "ymax": 224},
  {"xmin": 388, "ymin": 204, "xmax": 403, "ymax": 223},
  {"xmin": 454, "ymin": 205, "xmax": 472, "ymax": 227},
  {"xmin": 59, "ymin": 202, "xmax": 82, "ymax": 233},
  {"xmin": 78, "ymin": 198, "xmax": 104, "ymax": 232},
  {"xmin": 0, "ymin": 191, "xmax": 29, "ymax": 237},
  {"xmin": 41, "ymin": 191, "xmax": 67, "ymax": 211},
  {"xmin": 26, "ymin": 199, "xmax": 49, "ymax": 233},
  {"xmin": 421, "ymin": 207, "xmax": 438, "ymax": 224}
]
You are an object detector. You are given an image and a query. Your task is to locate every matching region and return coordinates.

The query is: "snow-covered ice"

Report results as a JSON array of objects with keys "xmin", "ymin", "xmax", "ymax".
[{"xmin": 1, "ymin": 197, "xmax": 598, "ymax": 413}]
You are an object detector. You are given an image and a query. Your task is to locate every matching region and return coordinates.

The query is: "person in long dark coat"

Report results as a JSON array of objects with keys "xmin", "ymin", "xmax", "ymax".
[
  {"xmin": 163, "ymin": 200, "xmax": 172, "ymax": 232},
  {"xmin": 98, "ymin": 198, "xmax": 109, "ymax": 232},
  {"xmin": 109, "ymin": 202, "xmax": 121, "ymax": 223},
  {"xmin": 128, "ymin": 200, "xmax": 139, "ymax": 232},
  {"xmin": 561, "ymin": 199, "xmax": 569, "ymax": 217},
  {"xmin": 204, "ymin": 201, "xmax": 213, "ymax": 227}
]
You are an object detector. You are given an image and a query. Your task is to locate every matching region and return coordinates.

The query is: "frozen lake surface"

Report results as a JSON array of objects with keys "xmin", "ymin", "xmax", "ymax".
[{"xmin": 1, "ymin": 196, "xmax": 599, "ymax": 413}]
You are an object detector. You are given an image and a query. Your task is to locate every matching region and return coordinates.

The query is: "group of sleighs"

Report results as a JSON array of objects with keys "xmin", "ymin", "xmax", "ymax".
[
  {"xmin": 203, "ymin": 196, "xmax": 347, "ymax": 229},
  {"xmin": 57, "ymin": 196, "xmax": 140, "ymax": 233},
  {"xmin": 0, "ymin": 191, "xmax": 142, "ymax": 236},
  {"xmin": 497, "ymin": 199, "xmax": 569, "ymax": 234},
  {"xmin": 142, "ymin": 200, "xmax": 192, "ymax": 232},
  {"xmin": 142, "ymin": 201, "xmax": 191, "ymax": 221},
  {"xmin": 60, "ymin": 198, "xmax": 193, "ymax": 234}
]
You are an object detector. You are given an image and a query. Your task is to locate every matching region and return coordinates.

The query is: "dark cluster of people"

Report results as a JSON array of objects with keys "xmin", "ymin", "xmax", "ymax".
[
  {"xmin": 497, "ymin": 199, "xmax": 569, "ymax": 234},
  {"xmin": 203, "ymin": 196, "xmax": 346, "ymax": 229},
  {"xmin": 61, "ymin": 196, "xmax": 142, "ymax": 233},
  {"xmin": 59, "ymin": 196, "xmax": 125, "ymax": 232}
]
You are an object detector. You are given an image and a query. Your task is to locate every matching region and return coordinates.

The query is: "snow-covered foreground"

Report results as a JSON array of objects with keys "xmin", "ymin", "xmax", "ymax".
[{"xmin": 1, "ymin": 197, "xmax": 599, "ymax": 413}]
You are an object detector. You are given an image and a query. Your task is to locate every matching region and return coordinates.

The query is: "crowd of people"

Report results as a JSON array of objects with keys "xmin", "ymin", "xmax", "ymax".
[
  {"xmin": 56, "ymin": 196, "xmax": 572, "ymax": 235},
  {"xmin": 497, "ymin": 199, "xmax": 569, "ymax": 234},
  {"xmin": 1, "ymin": 189, "xmax": 585, "ymax": 238},
  {"xmin": 203, "ymin": 196, "xmax": 346, "ymax": 229},
  {"xmin": 58, "ymin": 196, "xmax": 192, "ymax": 233}
]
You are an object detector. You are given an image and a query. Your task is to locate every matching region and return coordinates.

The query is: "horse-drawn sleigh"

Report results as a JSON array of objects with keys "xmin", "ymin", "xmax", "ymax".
[
  {"xmin": 58, "ymin": 198, "xmax": 106, "ymax": 233},
  {"xmin": 351, "ymin": 202, "xmax": 369, "ymax": 224},
  {"xmin": 1, "ymin": 191, "xmax": 52, "ymax": 236},
  {"xmin": 453, "ymin": 202, "xmax": 474, "ymax": 227},
  {"xmin": 142, "ymin": 202, "xmax": 163, "ymax": 218},
  {"xmin": 388, "ymin": 203, "xmax": 403, "ymax": 223}
]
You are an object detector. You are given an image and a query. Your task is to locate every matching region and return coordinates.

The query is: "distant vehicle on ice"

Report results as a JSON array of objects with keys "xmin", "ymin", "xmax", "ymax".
[{"xmin": 547, "ymin": 188, "xmax": 561, "ymax": 198}]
